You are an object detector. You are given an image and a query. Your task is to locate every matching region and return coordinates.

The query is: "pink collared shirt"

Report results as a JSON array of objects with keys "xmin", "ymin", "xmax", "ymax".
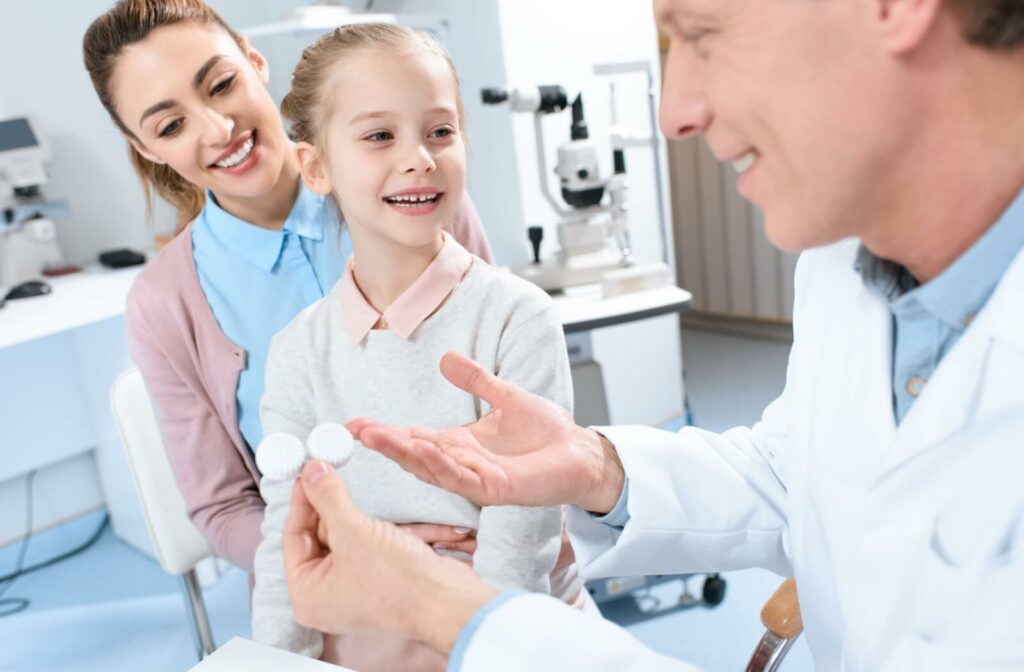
[{"xmin": 338, "ymin": 232, "xmax": 475, "ymax": 344}]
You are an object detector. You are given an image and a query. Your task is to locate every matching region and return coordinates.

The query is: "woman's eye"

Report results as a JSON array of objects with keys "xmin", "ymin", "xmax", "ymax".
[
  {"xmin": 159, "ymin": 119, "xmax": 184, "ymax": 138},
  {"xmin": 211, "ymin": 75, "xmax": 236, "ymax": 95},
  {"xmin": 365, "ymin": 131, "xmax": 393, "ymax": 142}
]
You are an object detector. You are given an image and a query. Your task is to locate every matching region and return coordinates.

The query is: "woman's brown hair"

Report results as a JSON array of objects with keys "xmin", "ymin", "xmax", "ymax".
[{"xmin": 83, "ymin": 0, "xmax": 245, "ymax": 235}]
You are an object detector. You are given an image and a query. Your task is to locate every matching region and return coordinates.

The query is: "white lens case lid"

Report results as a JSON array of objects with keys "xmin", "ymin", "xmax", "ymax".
[
  {"xmin": 256, "ymin": 432, "xmax": 308, "ymax": 482},
  {"xmin": 306, "ymin": 422, "xmax": 355, "ymax": 468}
]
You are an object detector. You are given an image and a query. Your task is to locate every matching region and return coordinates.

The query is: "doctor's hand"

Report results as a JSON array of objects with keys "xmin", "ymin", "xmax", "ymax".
[
  {"xmin": 283, "ymin": 461, "xmax": 498, "ymax": 654},
  {"xmin": 349, "ymin": 352, "xmax": 626, "ymax": 514}
]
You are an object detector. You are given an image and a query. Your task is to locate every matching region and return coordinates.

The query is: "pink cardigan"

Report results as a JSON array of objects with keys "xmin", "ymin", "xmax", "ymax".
[{"xmin": 126, "ymin": 196, "xmax": 494, "ymax": 572}]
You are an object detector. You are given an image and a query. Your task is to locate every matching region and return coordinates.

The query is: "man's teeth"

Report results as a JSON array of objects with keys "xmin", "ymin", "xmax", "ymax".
[
  {"xmin": 215, "ymin": 137, "xmax": 255, "ymax": 168},
  {"xmin": 385, "ymin": 193, "xmax": 440, "ymax": 206},
  {"xmin": 731, "ymin": 151, "xmax": 758, "ymax": 175}
]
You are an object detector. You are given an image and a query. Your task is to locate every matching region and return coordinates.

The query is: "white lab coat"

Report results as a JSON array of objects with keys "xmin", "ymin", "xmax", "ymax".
[{"xmin": 459, "ymin": 239, "xmax": 1024, "ymax": 671}]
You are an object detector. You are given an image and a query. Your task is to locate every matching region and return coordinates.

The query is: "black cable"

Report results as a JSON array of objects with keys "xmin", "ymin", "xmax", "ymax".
[
  {"xmin": 0, "ymin": 470, "xmax": 35, "ymax": 617},
  {"xmin": 0, "ymin": 471, "xmax": 111, "ymax": 618},
  {"xmin": 0, "ymin": 515, "xmax": 110, "ymax": 585}
]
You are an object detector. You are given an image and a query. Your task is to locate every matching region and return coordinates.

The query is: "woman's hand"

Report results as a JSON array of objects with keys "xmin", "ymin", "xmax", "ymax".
[
  {"xmin": 283, "ymin": 461, "xmax": 497, "ymax": 654},
  {"xmin": 349, "ymin": 352, "xmax": 626, "ymax": 514},
  {"xmin": 399, "ymin": 523, "xmax": 477, "ymax": 556}
]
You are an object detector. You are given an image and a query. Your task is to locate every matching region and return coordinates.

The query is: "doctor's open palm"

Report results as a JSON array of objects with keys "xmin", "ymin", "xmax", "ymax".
[{"xmin": 349, "ymin": 352, "xmax": 609, "ymax": 509}]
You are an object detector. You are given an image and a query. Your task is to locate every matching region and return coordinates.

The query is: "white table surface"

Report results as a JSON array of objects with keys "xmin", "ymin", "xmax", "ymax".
[
  {"xmin": 189, "ymin": 638, "xmax": 354, "ymax": 671},
  {"xmin": 552, "ymin": 283, "xmax": 692, "ymax": 333},
  {"xmin": 0, "ymin": 264, "xmax": 143, "ymax": 349}
]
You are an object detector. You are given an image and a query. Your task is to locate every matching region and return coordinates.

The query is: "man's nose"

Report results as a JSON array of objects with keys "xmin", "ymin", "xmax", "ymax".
[{"xmin": 658, "ymin": 41, "xmax": 712, "ymax": 140}]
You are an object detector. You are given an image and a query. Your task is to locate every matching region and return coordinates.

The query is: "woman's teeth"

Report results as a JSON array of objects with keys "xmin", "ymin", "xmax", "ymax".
[
  {"xmin": 731, "ymin": 151, "xmax": 758, "ymax": 175},
  {"xmin": 215, "ymin": 136, "xmax": 255, "ymax": 168},
  {"xmin": 385, "ymin": 193, "xmax": 440, "ymax": 206}
]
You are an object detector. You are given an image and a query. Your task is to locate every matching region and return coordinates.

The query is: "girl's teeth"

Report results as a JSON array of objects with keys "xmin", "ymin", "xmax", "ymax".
[
  {"xmin": 387, "ymin": 193, "xmax": 439, "ymax": 205},
  {"xmin": 216, "ymin": 137, "xmax": 255, "ymax": 168}
]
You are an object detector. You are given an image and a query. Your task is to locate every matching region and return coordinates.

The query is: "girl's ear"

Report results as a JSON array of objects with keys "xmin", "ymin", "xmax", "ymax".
[
  {"xmin": 128, "ymin": 136, "xmax": 165, "ymax": 165},
  {"xmin": 295, "ymin": 141, "xmax": 332, "ymax": 195}
]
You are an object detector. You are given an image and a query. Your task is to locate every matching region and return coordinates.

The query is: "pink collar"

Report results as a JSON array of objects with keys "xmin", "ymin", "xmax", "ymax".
[{"xmin": 339, "ymin": 232, "xmax": 474, "ymax": 344}]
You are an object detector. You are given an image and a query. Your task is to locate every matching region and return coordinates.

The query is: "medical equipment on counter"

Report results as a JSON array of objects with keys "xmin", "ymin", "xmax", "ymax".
[
  {"xmin": 481, "ymin": 62, "xmax": 673, "ymax": 296},
  {"xmin": 0, "ymin": 116, "xmax": 69, "ymax": 289}
]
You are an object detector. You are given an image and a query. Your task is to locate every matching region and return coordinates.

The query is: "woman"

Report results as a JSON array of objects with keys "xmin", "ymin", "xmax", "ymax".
[{"xmin": 82, "ymin": 0, "xmax": 492, "ymax": 572}]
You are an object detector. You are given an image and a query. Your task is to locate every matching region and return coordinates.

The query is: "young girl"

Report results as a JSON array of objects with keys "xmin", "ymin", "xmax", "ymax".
[
  {"xmin": 82, "ymin": 0, "xmax": 494, "ymax": 574},
  {"xmin": 253, "ymin": 24, "xmax": 583, "ymax": 669}
]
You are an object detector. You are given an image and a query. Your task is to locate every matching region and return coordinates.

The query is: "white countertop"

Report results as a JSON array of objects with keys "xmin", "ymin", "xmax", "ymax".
[
  {"xmin": 189, "ymin": 638, "xmax": 352, "ymax": 672},
  {"xmin": 552, "ymin": 283, "xmax": 692, "ymax": 333},
  {"xmin": 0, "ymin": 264, "xmax": 143, "ymax": 349}
]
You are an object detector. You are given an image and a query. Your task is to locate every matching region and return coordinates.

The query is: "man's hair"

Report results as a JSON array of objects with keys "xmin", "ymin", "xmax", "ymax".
[{"xmin": 952, "ymin": 0, "xmax": 1024, "ymax": 49}]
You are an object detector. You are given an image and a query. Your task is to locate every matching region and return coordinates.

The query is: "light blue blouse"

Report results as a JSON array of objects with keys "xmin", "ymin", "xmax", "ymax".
[{"xmin": 192, "ymin": 183, "xmax": 353, "ymax": 450}]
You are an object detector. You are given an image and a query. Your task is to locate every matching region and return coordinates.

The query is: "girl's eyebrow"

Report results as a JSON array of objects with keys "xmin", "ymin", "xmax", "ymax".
[
  {"xmin": 138, "ymin": 55, "xmax": 226, "ymax": 127},
  {"xmin": 349, "ymin": 106, "xmax": 458, "ymax": 125}
]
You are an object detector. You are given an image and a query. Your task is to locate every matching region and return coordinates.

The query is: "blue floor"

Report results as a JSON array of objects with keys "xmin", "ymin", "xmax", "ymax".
[{"xmin": 0, "ymin": 329, "xmax": 813, "ymax": 672}]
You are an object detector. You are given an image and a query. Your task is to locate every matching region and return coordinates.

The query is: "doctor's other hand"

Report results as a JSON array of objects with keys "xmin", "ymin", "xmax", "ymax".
[
  {"xmin": 350, "ymin": 351, "xmax": 626, "ymax": 514},
  {"xmin": 283, "ymin": 461, "xmax": 497, "ymax": 654}
]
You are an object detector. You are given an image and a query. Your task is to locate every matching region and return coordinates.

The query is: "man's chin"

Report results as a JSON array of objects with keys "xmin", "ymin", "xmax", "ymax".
[{"xmin": 763, "ymin": 214, "xmax": 842, "ymax": 253}]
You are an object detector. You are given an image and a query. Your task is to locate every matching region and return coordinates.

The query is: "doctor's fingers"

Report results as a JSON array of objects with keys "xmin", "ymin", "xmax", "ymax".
[
  {"xmin": 299, "ymin": 461, "xmax": 364, "ymax": 533},
  {"xmin": 440, "ymin": 352, "xmax": 515, "ymax": 408},
  {"xmin": 283, "ymin": 480, "xmax": 326, "ymax": 572}
]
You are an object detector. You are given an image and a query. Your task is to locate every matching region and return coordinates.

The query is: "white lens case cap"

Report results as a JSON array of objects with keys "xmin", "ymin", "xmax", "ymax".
[
  {"xmin": 307, "ymin": 423, "xmax": 355, "ymax": 468},
  {"xmin": 256, "ymin": 432, "xmax": 308, "ymax": 481}
]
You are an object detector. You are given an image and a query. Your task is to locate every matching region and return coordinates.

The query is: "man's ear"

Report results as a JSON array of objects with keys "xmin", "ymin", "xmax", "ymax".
[
  {"xmin": 295, "ymin": 141, "xmax": 332, "ymax": 195},
  {"xmin": 128, "ymin": 136, "xmax": 165, "ymax": 165},
  {"xmin": 241, "ymin": 36, "xmax": 270, "ymax": 85},
  {"xmin": 874, "ymin": 0, "xmax": 945, "ymax": 54}
]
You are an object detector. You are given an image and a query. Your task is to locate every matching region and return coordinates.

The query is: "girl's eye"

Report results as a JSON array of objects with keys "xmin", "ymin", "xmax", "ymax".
[
  {"xmin": 431, "ymin": 127, "xmax": 454, "ymax": 139},
  {"xmin": 365, "ymin": 131, "xmax": 394, "ymax": 142},
  {"xmin": 159, "ymin": 118, "xmax": 184, "ymax": 138},
  {"xmin": 211, "ymin": 75, "xmax": 236, "ymax": 95}
]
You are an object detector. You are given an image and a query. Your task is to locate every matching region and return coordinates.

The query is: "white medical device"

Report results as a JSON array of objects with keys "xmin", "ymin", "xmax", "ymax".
[
  {"xmin": 0, "ymin": 116, "xmax": 68, "ymax": 288},
  {"xmin": 481, "ymin": 62, "xmax": 673, "ymax": 295}
]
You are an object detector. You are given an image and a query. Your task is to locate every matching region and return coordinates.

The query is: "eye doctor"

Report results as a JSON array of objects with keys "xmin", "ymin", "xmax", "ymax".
[{"xmin": 282, "ymin": 0, "xmax": 1024, "ymax": 669}]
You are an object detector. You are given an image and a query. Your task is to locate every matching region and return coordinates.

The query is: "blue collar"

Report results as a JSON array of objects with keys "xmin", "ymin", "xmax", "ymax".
[
  {"xmin": 202, "ymin": 182, "xmax": 328, "ymax": 272},
  {"xmin": 856, "ymin": 188, "xmax": 1024, "ymax": 329}
]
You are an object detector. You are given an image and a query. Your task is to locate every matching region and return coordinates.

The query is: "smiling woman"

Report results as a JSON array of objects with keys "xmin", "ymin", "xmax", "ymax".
[{"xmin": 79, "ymin": 0, "xmax": 495, "ymax": 582}]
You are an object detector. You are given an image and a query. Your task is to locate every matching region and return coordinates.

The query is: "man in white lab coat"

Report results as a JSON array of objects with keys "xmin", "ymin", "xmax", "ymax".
[{"xmin": 280, "ymin": 0, "xmax": 1024, "ymax": 669}]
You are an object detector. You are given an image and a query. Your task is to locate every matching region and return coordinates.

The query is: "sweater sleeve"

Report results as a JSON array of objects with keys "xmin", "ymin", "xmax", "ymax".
[
  {"xmin": 446, "ymin": 193, "xmax": 495, "ymax": 266},
  {"xmin": 472, "ymin": 302, "xmax": 572, "ymax": 594},
  {"xmin": 251, "ymin": 331, "xmax": 323, "ymax": 658},
  {"xmin": 125, "ymin": 288, "xmax": 264, "ymax": 572}
]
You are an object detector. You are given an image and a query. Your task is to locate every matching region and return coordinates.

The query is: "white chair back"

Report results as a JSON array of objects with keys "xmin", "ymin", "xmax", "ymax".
[{"xmin": 110, "ymin": 368, "xmax": 211, "ymax": 576}]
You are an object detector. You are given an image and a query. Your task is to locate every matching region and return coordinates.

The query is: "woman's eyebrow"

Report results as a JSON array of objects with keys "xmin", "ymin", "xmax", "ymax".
[
  {"xmin": 138, "ymin": 54, "xmax": 227, "ymax": 128},
  {"xmin": 192, "ymin": 54, "xmax": 226, "ymax": 90}
]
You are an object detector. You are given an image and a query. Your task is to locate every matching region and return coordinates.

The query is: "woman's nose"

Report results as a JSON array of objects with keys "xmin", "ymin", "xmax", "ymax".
[{"xmin": 201, "ymin": 108, "xmax": 235, "ymax": 147}]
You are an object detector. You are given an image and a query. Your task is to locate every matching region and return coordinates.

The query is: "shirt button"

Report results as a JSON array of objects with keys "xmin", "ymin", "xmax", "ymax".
[
  {"xmin": 906, "ymin": 375, "xmax": 928, "ymax": 397},
  {"xmin": 963, "ymin": 311, "xmax": 977, "ymax": 328}
]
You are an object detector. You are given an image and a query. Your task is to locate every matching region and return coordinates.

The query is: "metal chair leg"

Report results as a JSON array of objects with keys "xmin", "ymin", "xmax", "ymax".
[{"xmin": 180, "ymin": 569, "xmax": 216, "ymax": 660}]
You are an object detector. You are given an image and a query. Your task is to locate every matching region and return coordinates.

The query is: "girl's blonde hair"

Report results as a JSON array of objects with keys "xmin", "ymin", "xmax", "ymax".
[
  {"xmin": 83, "ymin": 0, "xmax": 247, "ymax": 235},
  {"xmin": 281, "ymin": 23, "xmax": 465, "ymax": 151}
]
